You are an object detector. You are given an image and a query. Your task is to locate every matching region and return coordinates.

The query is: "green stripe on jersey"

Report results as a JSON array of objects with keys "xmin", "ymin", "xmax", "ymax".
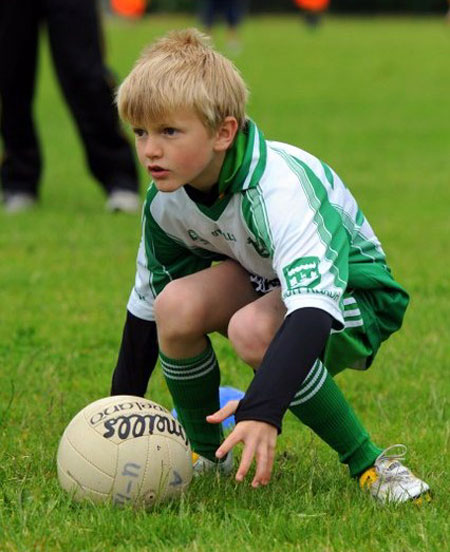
[
  {"xmin": 355, "ymin": 208, "xmax": 365, "ymax": 227},
  {"xmin": 241, "ymin": 187, "xmax": 275, "ymax": 258},
  {"xmin": 333, "ymin": 204, "xmax": 386, "ymax": 267},
  {"xmin": 275, "ymin": 149, "xmax": 349, "ymax": 293},
  {"xmin": 231, "ymin": 122, "xmax": 268, "ymax": 193},
  {"xmin": 321, "ymin": 161, "xmax": 335, "ymax": 189},
  {"xmin": 232, "ymin": 121, "xmax": 255, "ymax": 191},
  {"xmin": 143, "ymin": 185, "xmax": 213, "ymax": 296},
  {"xmin": 246, "ymin": 127, "xmax": 268, "ymax": 190}
]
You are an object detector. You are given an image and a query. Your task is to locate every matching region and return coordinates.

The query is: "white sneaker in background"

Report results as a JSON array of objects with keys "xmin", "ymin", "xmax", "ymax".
[
  {"xmin": 3, "ymin": 193, "xmax": 37, "ymax": 213},
  {"xmin": 106, "ymin": 190, "xmax": 140, "ymax": 213}
]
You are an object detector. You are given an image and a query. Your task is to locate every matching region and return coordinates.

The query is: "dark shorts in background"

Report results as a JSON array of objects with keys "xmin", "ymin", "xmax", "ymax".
[{"xmin": 200, "ymin": 0, "xmax": 246, "ymax": 28}]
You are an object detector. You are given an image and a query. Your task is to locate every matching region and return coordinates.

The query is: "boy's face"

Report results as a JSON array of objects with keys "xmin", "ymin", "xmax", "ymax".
[{"xmin": 133, "ymin": 109, "xmax": 237, "ymax": 193}]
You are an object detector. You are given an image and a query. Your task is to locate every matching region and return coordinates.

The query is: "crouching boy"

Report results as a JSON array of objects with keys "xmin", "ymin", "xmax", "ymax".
[{"xmin": 111, "ymin": 29, "xmax": 430, "ymax": 503}]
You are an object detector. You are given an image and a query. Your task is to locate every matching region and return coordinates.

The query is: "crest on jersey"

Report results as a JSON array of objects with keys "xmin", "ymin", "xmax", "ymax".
[{"xmin": 283, "ymin": 257, "xmax": 321, "ymax": 290}]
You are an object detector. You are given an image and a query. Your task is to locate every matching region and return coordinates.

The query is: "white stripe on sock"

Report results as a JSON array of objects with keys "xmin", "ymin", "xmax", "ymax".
[
  {"xmin": 161, "ymin": 349, "xmax": 215, "ymax": 374},
  {"xmin": 290, "ymin": 361, "xmax": 325, "ymax": 405},
  {"xmin": 290, "ymin": 367, "xmax": 328, "ymax": 406},
  {"xmin": 290, "ymin": 360, "xmax": 321, "ymax": 401},
  {"xmin": 163, "ymin": 358, "xmax": 217, "ymax": 381}
]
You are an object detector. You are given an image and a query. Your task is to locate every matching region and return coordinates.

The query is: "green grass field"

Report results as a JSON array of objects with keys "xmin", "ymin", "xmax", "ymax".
[{"xmin": 0, "ymin": 14, "xmax": 449, "ymax": 551}]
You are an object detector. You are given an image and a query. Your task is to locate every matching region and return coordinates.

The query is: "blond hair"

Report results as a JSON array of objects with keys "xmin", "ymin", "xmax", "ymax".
[{"xmin": 116, "ymin": 28, "xmax": 248, "ymax": 133}]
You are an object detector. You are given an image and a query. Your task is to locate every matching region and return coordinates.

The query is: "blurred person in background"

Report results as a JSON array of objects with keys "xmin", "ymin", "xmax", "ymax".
[
  {"xmin": 294, "ymin": 0, "xmax": 330, "ymax": 28},
  {"xmin": 0, "ymin": 0, "xmax": 140, "ymax": 213},
  {"xmin": 199, "ymin": 0, "xmax": 246, "ymax": 52}
]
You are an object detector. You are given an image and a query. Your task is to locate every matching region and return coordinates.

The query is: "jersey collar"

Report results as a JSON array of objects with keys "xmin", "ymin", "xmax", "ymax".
[{"xmin": 217, "ymin": 119, "xmax": 267, "ymax": 196}]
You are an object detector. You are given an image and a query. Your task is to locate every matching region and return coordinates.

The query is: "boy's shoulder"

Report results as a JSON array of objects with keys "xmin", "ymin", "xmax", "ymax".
[
  {"xmin": 266, "ymin": 139, "xmax": 325, "ymax": 175},
  {"xmin": 261, "ymin": 138, "xmax": 332, "ymax": 193},
  {"xmin": 142, "ymin": 183, "xmax": 193, "ymax": 225}
]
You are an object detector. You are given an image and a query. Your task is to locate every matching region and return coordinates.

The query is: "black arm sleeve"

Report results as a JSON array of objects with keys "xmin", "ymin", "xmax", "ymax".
[
  {"xmin": 110, "ymin": 310, "xmax": 159, "ymax": 397},
  {"xmin": 234, "ymin": 307, "xmax": 333, "ymax": 433}
]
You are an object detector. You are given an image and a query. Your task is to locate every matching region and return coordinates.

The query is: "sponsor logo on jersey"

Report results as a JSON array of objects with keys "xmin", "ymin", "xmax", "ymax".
[
  {"xmin": 211, "ymin": 229, "xmax": 237, "ymax": 242},
  {"xmin": 188, "ymin": 229, "xmax": 211, "ymax": 246},
  {"xmin": 283, "ymin": 257, "xmax": 321, "ymax": 290},
  {"xmin": 247, "ymin": 237, "xmax": 270, "ymax": 258}
]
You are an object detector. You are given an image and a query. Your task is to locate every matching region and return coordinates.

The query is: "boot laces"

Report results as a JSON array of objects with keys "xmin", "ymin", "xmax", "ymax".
[{"xmin": 374, "ymin": 444, "xmax": 410, "ymax": 482}]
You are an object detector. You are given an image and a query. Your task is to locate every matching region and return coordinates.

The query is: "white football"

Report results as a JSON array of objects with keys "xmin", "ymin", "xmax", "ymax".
[{"xmin": 57, "ymin": 395, "xmax": 192, "ymax": 506}]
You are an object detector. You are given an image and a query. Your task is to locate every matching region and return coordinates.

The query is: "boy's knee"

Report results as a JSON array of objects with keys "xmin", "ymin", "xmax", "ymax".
[
  {"xmin": 154, "ymin": 280, "xmax": 207, "ymax": 339},
  {"xmin": 228, "ymin": 308, "xmax": 276, "ymax": 369}
]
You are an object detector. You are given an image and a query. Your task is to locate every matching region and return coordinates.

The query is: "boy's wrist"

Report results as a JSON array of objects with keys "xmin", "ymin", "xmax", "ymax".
[{"xmin": 234, "ymin": 405, "xmax": 282, "ymax": 434}]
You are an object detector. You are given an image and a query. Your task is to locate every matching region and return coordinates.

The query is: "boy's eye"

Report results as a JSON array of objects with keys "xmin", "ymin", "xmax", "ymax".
[
  {"xmin": 162, "ymin": 127, "xmax": 178, "ymax": 136},
  {"xmin": 133, "ymin": 128, "xmax": 146, "ymax": 137}
]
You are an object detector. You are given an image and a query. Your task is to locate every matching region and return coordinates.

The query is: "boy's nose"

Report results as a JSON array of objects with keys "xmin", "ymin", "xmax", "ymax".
[{"xmin": 144, "ymin": 139, "xmax": 162, "ymax": 159}]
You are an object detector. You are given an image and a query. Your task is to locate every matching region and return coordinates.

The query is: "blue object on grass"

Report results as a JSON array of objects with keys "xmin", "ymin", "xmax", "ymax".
[{"xmin": 171, "ymin": 385, "xmax": 245, "ymax": 430}]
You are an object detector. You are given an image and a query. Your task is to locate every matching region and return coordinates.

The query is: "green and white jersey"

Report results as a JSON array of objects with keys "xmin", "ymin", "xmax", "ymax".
[{"xmin": 128, "ymin": 120, "xmax": 402, "ymax": 329}]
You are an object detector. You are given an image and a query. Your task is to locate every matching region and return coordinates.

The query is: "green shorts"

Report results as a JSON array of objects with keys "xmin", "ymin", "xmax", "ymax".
[
  {"xmin": 323, "ymin": 286, "xmax": 409, "ymax": 377},
  {"xmin": 249, "ymin": 271, "xmax": 409, "ymax": 377}
]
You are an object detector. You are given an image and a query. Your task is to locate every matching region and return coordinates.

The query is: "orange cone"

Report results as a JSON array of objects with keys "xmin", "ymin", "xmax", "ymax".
[
  {"xmin": 111, "ymin": 0, "xmax": 147, "ymax": 18},
  {"xmin": 294, "ymin": 0, "xmax": 329, "ymax": 11}
]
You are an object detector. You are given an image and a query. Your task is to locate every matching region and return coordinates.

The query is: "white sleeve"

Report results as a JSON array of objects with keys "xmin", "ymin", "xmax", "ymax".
[
  {"xmin": 126, "ymin": 238, "xmax": 155, "ymax": 321},
  {"xmin": 261, "ymin": 177, "xmax": 348, "ymax": 329}
]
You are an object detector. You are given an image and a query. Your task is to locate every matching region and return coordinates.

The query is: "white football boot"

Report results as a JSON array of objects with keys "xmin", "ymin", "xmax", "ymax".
[
  {"xmin": 359, "ymin": 444, "xmax": 431, "ymax": 504},
  {"xmin": 192, "ymin": 451, "xmax": 233, "ymax": 476}
]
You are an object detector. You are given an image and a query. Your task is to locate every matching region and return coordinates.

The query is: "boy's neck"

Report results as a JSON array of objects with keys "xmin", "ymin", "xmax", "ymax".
[{"xmin": 184, "ymin": 182, "xmax": 219, "ymax": 206}]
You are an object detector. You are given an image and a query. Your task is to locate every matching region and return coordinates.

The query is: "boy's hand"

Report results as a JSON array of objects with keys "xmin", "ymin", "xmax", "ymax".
[{"xmin": 206, "ymin": 401, "xmax": 278, "ymax": 488}]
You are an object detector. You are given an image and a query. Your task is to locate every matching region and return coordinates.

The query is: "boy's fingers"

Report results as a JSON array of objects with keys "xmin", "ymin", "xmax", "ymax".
[
  {"xmin": 215, "ymin": 429, "xmax": 240, "ymax": 458},
  {"xmin": 235, "ymin": 443, "xmax": 255, "ymax": 482},
  {"xmin": 206, "ymin": 400, "xmax": 239, "ymax": 424},
  {"xmin": 252, "ymin": 446, "xmax": 275, "ymax": 487},
  {"xmin": 206, "ymin": 412, "xmax": 223, "ymax": 424}
]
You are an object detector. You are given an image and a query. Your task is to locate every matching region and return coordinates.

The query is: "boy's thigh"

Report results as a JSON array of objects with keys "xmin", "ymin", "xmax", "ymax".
[
  {"xmin": 229, "ymin": 287, "xmax": 286, "ymax": 339},
  {"xmin": 163, "ymin": 259, "xmax": 260, "ymax": 335}
]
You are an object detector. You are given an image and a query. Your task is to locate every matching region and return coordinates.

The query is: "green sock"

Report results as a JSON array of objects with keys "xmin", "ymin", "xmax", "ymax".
[
  {"xmin": 160, "ymin": 340, "xmax": 223, "ymax": 463},
  {"xmin": 289, "ymin": 360, "xmax": 382, "ymax": 477}
]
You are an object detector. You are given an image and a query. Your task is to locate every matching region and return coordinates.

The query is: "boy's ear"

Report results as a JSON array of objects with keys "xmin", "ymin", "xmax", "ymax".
[{"xmin": 213, "ymin": 117, "xmax": 239, "ymax": 152}]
